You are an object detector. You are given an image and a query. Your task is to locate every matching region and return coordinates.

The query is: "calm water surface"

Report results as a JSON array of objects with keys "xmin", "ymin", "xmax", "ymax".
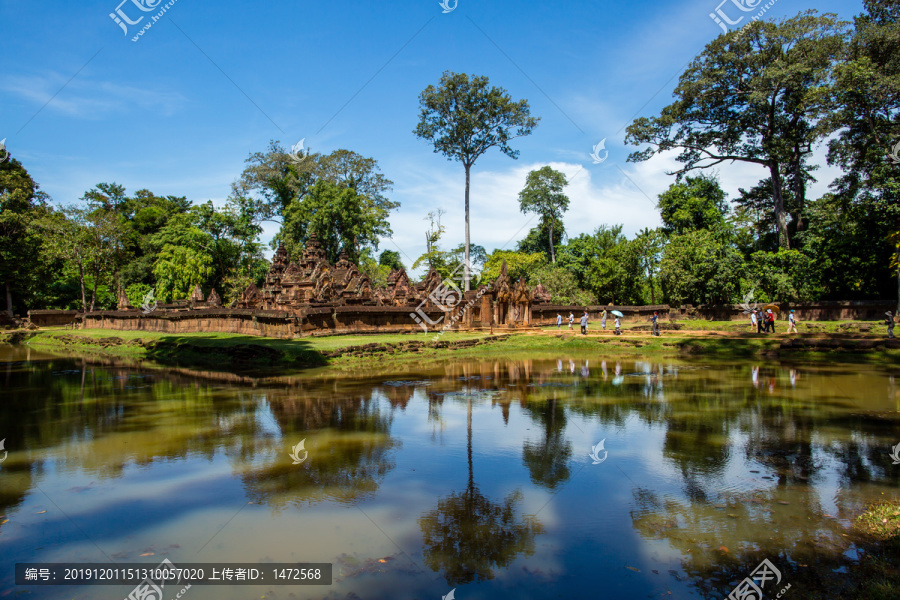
[{"xmin": 1, "ymin": 345, "xmax": 899, "ymax": 599}]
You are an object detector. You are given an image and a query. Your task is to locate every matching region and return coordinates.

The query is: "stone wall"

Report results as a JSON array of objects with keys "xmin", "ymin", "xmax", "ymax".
[
  {"xmin": 82, "ymin": 309, "xmax": 300, "ymax": 339},
  {"xmin": 28, "ymin": 310, "xmax": 81, "ymax": 327},
  {"xmin": 79, "ymin": 306, "xmax": 455, "ymax": 339}
]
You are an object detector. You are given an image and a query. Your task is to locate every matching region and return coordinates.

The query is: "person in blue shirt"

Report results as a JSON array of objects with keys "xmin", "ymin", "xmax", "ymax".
[{"xmin": 786, "ymin": 309, "xmax": 798, "ymax": 334}]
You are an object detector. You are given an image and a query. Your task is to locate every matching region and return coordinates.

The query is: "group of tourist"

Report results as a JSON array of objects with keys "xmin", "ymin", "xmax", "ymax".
[
  {"xmin": 548, "ymin": 307, "xmax": 897, "ymax": 339},
  {"xmin": 749, "ymin": 309, "xmax": 798, "ymax": 334},
  {"xmin": 555, "ymin": 310, "xmax": 661, "ymax": 337}
]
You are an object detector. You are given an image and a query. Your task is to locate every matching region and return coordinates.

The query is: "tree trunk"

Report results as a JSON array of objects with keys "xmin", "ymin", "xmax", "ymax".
[
  {"xmin": 89, "ymin": 268, "xmax": 100, "ymax": 312},
  {"xmin": 791, "ymin": 143, "xmax": 806, "ymax": 237},
  {"xmin": 549, "ymin": 220, "xmax": 555, "ymax": 263},
  {"xmin": 464, "ymin": 163, "xmax": 471, "ymax": 291},
  {"xmin": 78, "ymin": 262, "xmax": 87, "ymax": 313},
  {"xmin": 769, "ymin": 163, "xmax": 790, "ymax": 250},
  {"xmin": 4, "ymin": 282, "xmax": 12, "ymax": 317}
]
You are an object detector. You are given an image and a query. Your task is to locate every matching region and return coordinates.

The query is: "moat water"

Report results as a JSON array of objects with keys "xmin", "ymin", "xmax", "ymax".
[{"xmin": 1, "ymin": 345, "xmax": 898, "ymax": 599}]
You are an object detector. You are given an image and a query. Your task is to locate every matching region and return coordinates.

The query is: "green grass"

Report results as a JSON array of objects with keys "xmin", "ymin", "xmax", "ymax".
[
  {"xmin": 10, "ymin": 321, "xmax": 900, "ymax": 376},
  {"xmin": 16, "ymin": 329, "xmax": 508, "ymax": 373}
]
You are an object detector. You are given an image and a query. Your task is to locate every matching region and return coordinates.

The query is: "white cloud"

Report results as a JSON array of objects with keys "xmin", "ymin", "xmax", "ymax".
[
  {"xmin": 384, "ymin": 140, "xmax": 844, "ymax": 277},
  {"xmin": 1, "ymin": 73, "xmax": 187, "ymax": 118}
]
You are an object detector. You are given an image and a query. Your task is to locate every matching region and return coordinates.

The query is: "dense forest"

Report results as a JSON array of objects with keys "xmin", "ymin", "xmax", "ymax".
[{"xmin": 0, "ymin": 1, "xmax": 897, "ymax": 315}]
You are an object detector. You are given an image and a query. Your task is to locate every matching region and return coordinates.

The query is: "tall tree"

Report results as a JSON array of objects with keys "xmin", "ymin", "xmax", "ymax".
[
  {"xmin": 517, "ymin": 166, "xmax": 569, "ymax": 263},
  {"xmin": 414, "ymin": 71, "xmax": 539, "ymax": 290},
  {"xmin": 626, "ymin": 12, "xmax": 848, "ymax": 249},
  {"xmin": 0, "ymin": 157, "xmax": 47, "ymax": 315},
  {"xmin": 826, "ymin": 0, "xmax": 900, "ymax": 307}
]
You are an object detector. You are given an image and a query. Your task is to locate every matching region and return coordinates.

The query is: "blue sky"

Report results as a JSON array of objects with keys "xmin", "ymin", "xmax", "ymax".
[{"xmin": 1, "ymin": 0, "xmax": 862, "ymax": 275}]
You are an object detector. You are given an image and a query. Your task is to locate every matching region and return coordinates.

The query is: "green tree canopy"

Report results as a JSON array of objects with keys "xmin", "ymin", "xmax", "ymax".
[
  {"xmin": 657, "ymin": 174, "xmax": 728, "ymax": 236},
  {"xmin": 378, "ymin": 249, "xmax": 404, "ymax": 271},
  {"xmin": 482, "ymin": 250, "xmax": 546, "ymax": 283},
  {"xmin": 232, "ymin": 143, "xmax": 397, "ymax": 229},
  {"xmin": 280, "ymin": 180, "xmax": 393, "ymax": 264},
  {"xmin": 659, "ymin": 229, "xmax": 745, "ymax": 305},
  {"xmin": 517, "ymin": 217, "xmax": 566, "ymax": 257}
]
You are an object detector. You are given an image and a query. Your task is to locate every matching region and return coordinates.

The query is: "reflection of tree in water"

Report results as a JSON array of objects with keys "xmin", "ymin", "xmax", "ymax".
[
  {"xmin": 521, "ymin": 395, "xmax": 572, "ymax": 490},
  {"xmin": 625, "ymin": 366, "xmax": 900, "ymax": 599},
  {"xmin": 419, "ymin": 396, "xmax": 544, "ymax": 585},
  {"xmin": 0, "ymin": 356, "xmax": 233, "ymax": 477},
  {"xmin": 242, "ymin": 392, "xmax": 396, "ymax": 506},
  {"xmin": 628, "ymin": 479, "xmax": 871, "ymax": 599}
]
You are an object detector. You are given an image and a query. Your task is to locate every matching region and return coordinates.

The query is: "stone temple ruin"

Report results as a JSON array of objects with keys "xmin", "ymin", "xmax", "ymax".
[{"xmin": 80, "ymin": 233, "xmax": 551, "ymax": 338}]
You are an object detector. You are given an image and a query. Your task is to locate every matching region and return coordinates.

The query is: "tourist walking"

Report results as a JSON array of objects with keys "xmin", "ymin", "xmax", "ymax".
[
  {"xmin": 580, "ymin": 311, "xmax": 589, "ymax": 335},
  {"xmin": 556, "ymin": 313, "xmax": 562, "ymax": 330},
  {"xmin": 600, "ymin": 309, "xmax": 607, "ymax": 330},
  {"xmin": 614, "ymin": 315, "xmax": 622, "ymax": 335},
  {"xmin": 568, "ymin": 312, "xmax": 574, "ymax": 330},
  {"xmin": 756, "ymin": 310, "xmax": 764, "ymax": 334},
  {"xmin": 886, "ymin": 311, "xmax": 895, "ymax": 339},
  {"xmin": 750, "ymin": 309, "xmax": 758, "ymax": 332},
  {"xmin": 766, "ymin": 309, "xmax": 775, "ymax": 333},
  {"xmin": 651, "ymin": 311, "xmax": 660, "ymax": 336},
  {"xmin": 786, "ymin": 309, "xmax": 798, "ymax": 334}
]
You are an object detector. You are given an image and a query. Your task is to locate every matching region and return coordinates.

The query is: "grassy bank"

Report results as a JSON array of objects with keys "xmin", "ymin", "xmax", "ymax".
[{"xmin": 4, "ymin": 323, "xmax": 900, "ymax": 375}]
